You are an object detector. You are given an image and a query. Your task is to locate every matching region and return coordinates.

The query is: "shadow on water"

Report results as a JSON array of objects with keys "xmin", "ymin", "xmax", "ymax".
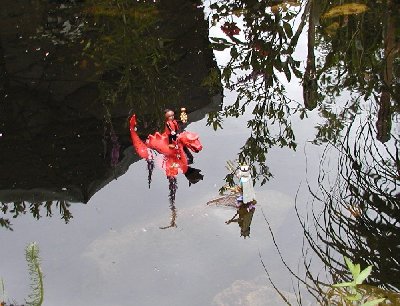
[
  {"xmin": 207, "ymin": 0, "xmax": 399, "ymax": 303},
  {"xmin": 0, "ymin": 0, "xmax": 220, "ymax": 229}
]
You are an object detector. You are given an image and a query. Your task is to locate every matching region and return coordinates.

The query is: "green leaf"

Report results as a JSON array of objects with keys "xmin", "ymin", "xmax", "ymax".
[
  {"xmin": 283, "ymin": 21, "xmax": 293, "ymax": 38},
  {"xmin": 283, "ymin": 62, "xmax": 291, "ymax": 82},
  {"xmin": 353, "ymin": 264, "xmax": 361, "ymax": 280},
  {"xmin": 345, "ymin": 292, "xmax": 362, "ymax": 301},
  {"xmin": 344, "ymin": 256, "xmax": 355, "ymax": 272},
  {"xmin": 230, "ymin": 46, "xmax": 238, "ymax": 58},
  {"xmin": 229, "ymin": 35, "xmax": 243, "ymax": 45},
  {"xmin": 361, "ymin": 298, "xmax": 386, "ymax": 306},
  {"xmin": 356, "ymin": 265, "xmax": 372, "ymax": 284},
  {"xmin": 210, "ymin": 37, "xmax": 230, "ymax": 44},
  {"xmin": 211, "ymin": 43, "xmax": 230, "ymax": 51},
  {"xmin": 273, "ymin": 58, "xmax": 283, "ymax": 71}
]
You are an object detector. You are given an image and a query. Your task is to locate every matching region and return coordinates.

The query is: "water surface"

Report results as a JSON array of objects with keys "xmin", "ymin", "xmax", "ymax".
[{"xmin": 1, "ymin": 1, "xmax": 399, "ymax": 305}]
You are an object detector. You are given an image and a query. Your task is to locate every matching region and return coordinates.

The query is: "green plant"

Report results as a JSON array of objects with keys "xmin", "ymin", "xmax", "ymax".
[
  {"xmin": 331, "ymin": 257, "xmax": 386, "ymax": 306},
  {"xmin": 0, "ymin": 242, "xmax": 44, "ymax": 306},
  {"xmin": 25, "ymin": 242, "xmax": 44, "ymax": 306},
  {"xmin": 1, "ymin": 278, "xmax": 6, "ymax": 305}
]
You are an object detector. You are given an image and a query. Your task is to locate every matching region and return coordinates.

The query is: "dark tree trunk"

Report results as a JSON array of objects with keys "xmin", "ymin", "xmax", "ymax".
[
  {"xmin": 303, "ymin": 0, "xmax": 318, "ymax": 110},
  {"xmin": 376, "ymin": 0, "xmax": 395, "ymax": 143}
]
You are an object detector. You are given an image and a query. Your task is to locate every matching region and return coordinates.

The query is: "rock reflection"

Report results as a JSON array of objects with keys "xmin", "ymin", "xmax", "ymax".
[{"xmin": 0, "ymin": 0, "xmax": 218, "ymax": 228}]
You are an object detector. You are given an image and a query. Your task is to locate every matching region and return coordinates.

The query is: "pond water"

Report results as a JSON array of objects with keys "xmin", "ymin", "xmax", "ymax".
[{"xmin": 0, "ymin": 1, "xmax": 399, "ymax": 306}]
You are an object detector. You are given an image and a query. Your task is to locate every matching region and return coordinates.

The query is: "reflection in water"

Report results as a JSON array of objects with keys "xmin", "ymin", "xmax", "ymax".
[
  {"xmin": 146, "ymin": 159, "xmax": 155, "ymax": 189},
  {"xmin": 312, "ymin": 0, "xmax": 399, "ymax": 146},
  {"xmin": 103, "ymin": 116, "xmax": 121, "ymax": 173},
  {"xmin": 299, "ymin": 117, "xmax": 400, "ymax": 295},
  {"xmin": 129, "ymin": 112, "xmax": 203, "ymax": 178},
  {"xmin": 130, "ymin": 110, "xmax": 204, "ymax": 229},
  {"xmin": 158, "ymin": 168, "xmax": 203, "ymax": 230},
  {"xmin": 0, "ymin": 200, "xmax": 73, "ymax": 231},
  {"xmin": 264, "ymin": 116, "xmax": 400, "ymax": 304},
  {"xmin": 208, "ymin": 0, "xmax": 399, "ymax": 185},
  {"xmin": 159, "ymin": 176, "xmax": 178, "ymax": 229},
  {"xmin": 85, "ymin": 0, "xmax": 178, "ymax": 127},
  {"xmin": 184, "ymin": 167, "xmax": 204, "ymax": 186},
  {"xmin": 207, "ymin": 193, "xmax": 256, "ymax": 238},
  {"xmin": 0, "ymin": 0, "xmax": 217, "ymax": 228},
  {"xmin": 225, "ymin": 202, "xmax": 256, "ymax": 239},
  {"xmin": 168, "ymin": 176, "xmax": 178, "ymax": 206},
  {"xmin": 207, "ymin": 0, "xmax": 399, "ymax": 300},
  {"xmin": 207, "ymin": 161, "xmax": 257, "ymax": 238},
  {"xmin": 208, "ymin": 0, "xmax": 304, "ymax": 186},
  {"xmin": 303, "ymin": 0, "xmax": 319, "ymax": 110}
]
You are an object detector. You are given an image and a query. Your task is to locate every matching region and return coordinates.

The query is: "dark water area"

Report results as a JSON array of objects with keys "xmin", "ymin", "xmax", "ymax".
[{"xmin": 0, "ymin": 1, "xmax": 399, "ymax": 305}]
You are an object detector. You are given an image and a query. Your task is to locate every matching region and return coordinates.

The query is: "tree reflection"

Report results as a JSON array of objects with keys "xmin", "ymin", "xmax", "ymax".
[
  {"xmin": 303, "ymin": 0, "xmax": 320, "ymax": 110},
  {"xmin": 259, "ymin": 115, "xmax": 399, "ymax": 304},
  {"xmin": 207, "ymin": 0, "xmax": 400, "ymax": 299},
  {"xmin": 296, "ymin": 114, "xmax": 399, "ymax": 301},
  {"xmin": 315, "ymin": 0, "xmax": 399, "ymax": 145},
  {"xmin": 1, "ymin": 200, "xmax": 73, "ymax": 230},
  {"xmin": 84, "ymin": 0, "xmax": 181, "ymax": 126},
  {"xmin": 208, "ymin": 0, "xmax": 303, "ymax": 187},
  {"xmin": 208, "ymin": 0, "xmax": 399, "ymax": 187}
]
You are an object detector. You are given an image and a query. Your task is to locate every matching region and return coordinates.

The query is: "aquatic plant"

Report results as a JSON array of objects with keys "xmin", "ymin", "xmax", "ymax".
[
  {"xmin": 0, "ymin": 278, "xmax": 6, "ymax": 306},
  {"xmin": 25, "ymin": 242, "xmax": 44, "ymax": 306},
  {"xmin": 329, "ymin": 257, "xmax": 386, "ymax": 305},
  {"xmin": 0, "ymin": 243, "xmax": 44, "ymax": 306}
]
